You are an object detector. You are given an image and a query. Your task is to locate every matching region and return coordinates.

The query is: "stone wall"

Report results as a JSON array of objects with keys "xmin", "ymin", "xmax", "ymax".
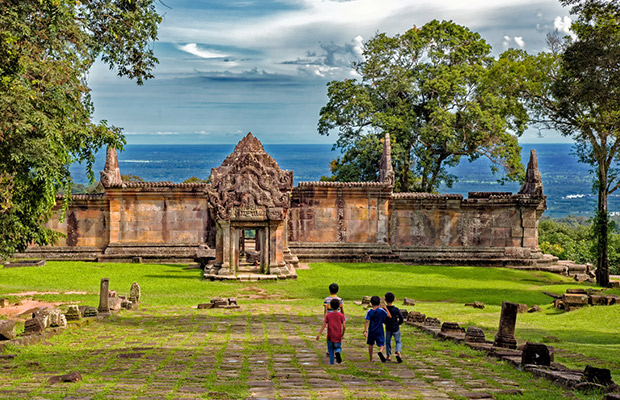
[
  {"xmin": 287, "ymin": 188, "xmax": 545, "ymax": 265},
  {"xmin": 21, "ymin": 138, "xmax": 548, "ymax": 268}
]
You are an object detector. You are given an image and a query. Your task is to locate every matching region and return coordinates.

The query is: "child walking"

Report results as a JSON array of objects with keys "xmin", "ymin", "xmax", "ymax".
[
  {"xmin": 384, "ymin": 292, "xmax": 404, "ymax": 363},
  {"xmin": 316, "ymin": 298, "xmax": 346, "ymax": 364},
  {"xmin": 363, "ymin": 295, "xmax": 391, "ymax": 362},
  {"xmin": 323, "ymin": 282, "xmax": 344, "ymax": 316}
]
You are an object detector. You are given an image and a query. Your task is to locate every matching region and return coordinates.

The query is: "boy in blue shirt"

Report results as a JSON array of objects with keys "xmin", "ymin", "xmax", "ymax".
[{"xmin": 363, "ymin": 295, "xmax": 391, "ymax": 362}]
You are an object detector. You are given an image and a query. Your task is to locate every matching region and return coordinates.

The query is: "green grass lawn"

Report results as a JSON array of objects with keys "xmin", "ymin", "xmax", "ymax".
[{"xmin": 1, "ymin": 261, "xmax": 619, "ymax": 380}]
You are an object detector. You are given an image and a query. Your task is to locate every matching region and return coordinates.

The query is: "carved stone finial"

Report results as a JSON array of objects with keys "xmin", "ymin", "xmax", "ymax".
[
  {"xmin": 379, "ymin": 132, "xmax": 395, "ymax": 186},
  {"xmin": 208, "ymin": 133, "xmax": 294, "ymax": 221},
  {"xmin": 519, "ymin": 149, "xmax": 543, "ymax": 197},
  {"xmin": 100, "ymin": 147, "xmax": 122, "ymax": 188}
]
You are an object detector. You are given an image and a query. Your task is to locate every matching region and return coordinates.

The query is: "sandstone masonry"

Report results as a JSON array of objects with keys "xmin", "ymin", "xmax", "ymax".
[{"xmin": 21, "ymin": 133, "xmax": 552, "ymax": 272}]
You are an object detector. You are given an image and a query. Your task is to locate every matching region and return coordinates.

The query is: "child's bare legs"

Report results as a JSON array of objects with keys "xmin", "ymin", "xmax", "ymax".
[{"xmin": 368, "ymin": 345, "xmax": 374, "ymax": 361}]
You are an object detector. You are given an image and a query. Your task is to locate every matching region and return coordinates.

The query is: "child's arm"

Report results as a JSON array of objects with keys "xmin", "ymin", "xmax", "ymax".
[
  {"xmin": 363, "ymin": 320, "xmax": 369, "ymax": 337},
  {"xmin": 383, "ymin": 306, "xmax": 392, "ymax": 318},
  {"xmin": 341, "ymin": 319, "xmax": 346, "ymax": 337},
  {"xmin": 316, "ymin": 321, "xmax": 327, "ymax": 340},
  {"xmin": 323, "ymin": 303, "xmax": 328, "ymax": 316},
  {"xmin": 340, "ymin": 302, "xmax": 344, "ymax": 315},
  {"xmin": 397, "ymin": 309, "xmax": 404, "ymax": 325}
]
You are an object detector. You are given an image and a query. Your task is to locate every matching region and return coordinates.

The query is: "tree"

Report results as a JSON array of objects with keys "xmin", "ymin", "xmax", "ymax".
[
  {"xmin": 504, "ymin": 0, "xmax": 620, "ymax": 286},
  {"xmin": 318, "ymin": 20, "xmax": 528, "ymax": 192},
  {"xmin": 0, "ymin": 0, "xmax": 161, "ymax": 258}
]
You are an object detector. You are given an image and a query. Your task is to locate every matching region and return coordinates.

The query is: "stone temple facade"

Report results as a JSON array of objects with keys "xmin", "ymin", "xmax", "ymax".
[{"xmin": 22, "ymin": 133, "xmax": 551, "ymax": 278}]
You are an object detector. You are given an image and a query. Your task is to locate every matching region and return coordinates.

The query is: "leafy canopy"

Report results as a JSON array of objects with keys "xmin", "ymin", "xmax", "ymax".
[
  {"xmin": 0, "ymin": 0, "xmax": 161, "ymax": 258},
  {"xmin": 505, "ymin": 0, "xmax": 620, "ymax": 286},
  {"xmin": 318, "ymin": 20, "xmax": 528, "ymax": 192}
]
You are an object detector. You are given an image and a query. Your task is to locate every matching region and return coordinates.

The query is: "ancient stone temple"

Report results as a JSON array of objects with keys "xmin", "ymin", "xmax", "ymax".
[{"xmin": 22, "ymin": 132, "xmax": 553, "ymax": 278}]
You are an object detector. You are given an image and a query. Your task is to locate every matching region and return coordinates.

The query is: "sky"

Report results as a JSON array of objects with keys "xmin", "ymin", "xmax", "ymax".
[{"xmin": 88, "ymin": 0, "xmax": 575, "ymax": 145}]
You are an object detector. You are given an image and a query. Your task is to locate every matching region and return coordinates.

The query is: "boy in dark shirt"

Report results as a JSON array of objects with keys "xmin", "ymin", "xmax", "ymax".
[
  {"xmin": 363, "ymin": 295, "xmax": 391, "ymax": 362},
  {"xmin": 384, "ymin": 292, "xmax": 404, "ymax": 363},
  {"xmin": 316, "ymin": 298, "xmax": 346, "ymax": 364}
]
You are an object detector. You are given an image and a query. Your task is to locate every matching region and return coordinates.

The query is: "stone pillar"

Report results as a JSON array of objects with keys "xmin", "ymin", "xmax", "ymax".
[
  {"xmin": 258, "ymin": 228, "xmax": 269, "ymax": 274},
  {"xmin": 493, "ymin": 301, "xmax": 519, "ymax": 349},
  {"xmin": 230, "ymin": 227, "xmax": 239, "ymax": 275},
  {"xmin": 217, "ymin": 221, "xmax": 231, "ymax": 274},
  {"xmin": 98, "ymin": 278, "xmax": 110, "ymax": 313}
]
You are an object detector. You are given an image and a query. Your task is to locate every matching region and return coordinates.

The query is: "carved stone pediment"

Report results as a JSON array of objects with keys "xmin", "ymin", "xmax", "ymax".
[{"xmin": 208, "ymin": 133, "xmax": 293, "ymax": 221}]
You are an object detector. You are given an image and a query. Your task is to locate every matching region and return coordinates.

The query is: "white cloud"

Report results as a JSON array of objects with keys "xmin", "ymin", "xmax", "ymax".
[
  {"xmin": 503, "ymin": 35, "xmax": 525, "ymax": 49},
  {"xmin": 178, "ymin": 43, "xmax": 227, "ymax": 59},
  {"xmin": 352, "ymin": 35, "xmax": 364, "ymax": 57},
  {"xmin": 514, "ymin": 36, "xmax": 525, "ymax": 48},
  {"xmin": 554, "ymin": 15, "xmax": 577, "ymax": 40},
  {"xmin": 554, "ymin": 16, "xmax": 572, "ymax": 34},
  {"xmin": 502, "ymin": 35, "xmax": 512, "ymax": 49}
]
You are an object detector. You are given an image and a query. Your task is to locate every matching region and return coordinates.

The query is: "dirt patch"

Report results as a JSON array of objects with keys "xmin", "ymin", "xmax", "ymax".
[
  {"xmin": 0, "ymin": 299, "xmax": 63, "ymax": 319},
  {"xmin": 238, "ymin": 286, "xmax": 276, "ymax": 300}
]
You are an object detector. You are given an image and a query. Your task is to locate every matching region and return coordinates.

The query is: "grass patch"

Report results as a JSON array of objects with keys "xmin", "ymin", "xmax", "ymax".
[{"xmin": 1, "ymin": 260, "xmax": 619, "ymax": 383}]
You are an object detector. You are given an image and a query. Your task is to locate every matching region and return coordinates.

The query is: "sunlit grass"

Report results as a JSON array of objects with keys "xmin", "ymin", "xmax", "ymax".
[{"xmin": 1, "ymin": 260, "xmax": 619, "ymax": 380}]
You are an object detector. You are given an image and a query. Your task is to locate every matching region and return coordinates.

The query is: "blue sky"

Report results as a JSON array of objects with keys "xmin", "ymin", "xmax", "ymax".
[{"xmin": 88, "ymin": 0, "xmax": 573, "ymax": 145}]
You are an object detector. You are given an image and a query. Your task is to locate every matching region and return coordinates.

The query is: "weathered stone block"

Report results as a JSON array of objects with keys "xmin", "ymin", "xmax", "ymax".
[
  {"xmin": 0, "ymin": 320, "xmax": 17, "ymax": 340},
  {"xmin": 441, "ymin": 322, "xmax": 464, "ymax": 334},
  {"xmin": 582, "ymin": 365, "xmax": 613, "ymax": 385},
  {"xmin": 64, "ymin": 305, "xmax": 81, "ymax": 321},
  {"xmin": 465, "ymin": 326, "xmax": 486, "ymax": 343},
  {"xmin": 465, "ymin": 301, "xmax": 485, "ymax": 309},
  {"xmin": 108, "ymin": 297, "xmax": 122, "ymax": 311},
  {"xmin": 48, "ymin": 371, "xmax": 82, "ymax": 385},
  {"xmin": 563, "ymin": 293, "xmax": 588, "ymax": 306},
  {"xmin": 521, "ymin": 342, "xmax": 551, "ymax": 366},
  {"xmin": 403, "ymin": 297, "xmax": 415, "ymax": 306},
  {"xmin": 24, "ymin": 317, "xmax": 46, "ymax": 334}
]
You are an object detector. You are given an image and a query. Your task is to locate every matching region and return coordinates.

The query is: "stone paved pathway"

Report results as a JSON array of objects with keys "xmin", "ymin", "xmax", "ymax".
[{"xmin": 0, "ymin": 303, "xmax": 581, "ymax": 399}]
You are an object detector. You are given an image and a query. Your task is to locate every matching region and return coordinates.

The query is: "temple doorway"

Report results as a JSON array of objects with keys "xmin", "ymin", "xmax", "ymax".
[{"xmin": 236, "ymin": 227, "xmax": 267, "ymax": 274}]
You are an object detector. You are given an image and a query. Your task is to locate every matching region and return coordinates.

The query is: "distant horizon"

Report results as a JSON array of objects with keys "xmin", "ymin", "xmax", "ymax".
[{"xmin": 119, "ymin": 142, "xmax": 576, "ymax": 146}]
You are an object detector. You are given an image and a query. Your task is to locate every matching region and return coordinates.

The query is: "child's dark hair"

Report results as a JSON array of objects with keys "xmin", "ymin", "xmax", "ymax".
[
  {"xmin": 385, "ymin": 292, "xmax": 395, "ymax": 303},
  {"xmin": 370, "ymin": 295, "xmax": 381, "ymax": 306},
  {"xmin": 329, "ymin": 283, "xmax": 339, "ymax": 294},
  {"xmin": 330, "ymin": 298, "xmax": 340, "ymax": 310}
]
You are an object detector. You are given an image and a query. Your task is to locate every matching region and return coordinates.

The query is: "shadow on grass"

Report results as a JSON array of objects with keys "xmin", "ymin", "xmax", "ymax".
[
  {"xmin": 143, "ymin": 274, "xmax": 203, "ymax": 280},
  {"xmin": 293, "ymin": 284, "xmax": 552, "ymax": 307}
]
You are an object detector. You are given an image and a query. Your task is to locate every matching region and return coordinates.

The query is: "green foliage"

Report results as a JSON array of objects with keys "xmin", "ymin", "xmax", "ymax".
[
  {"xmin": 0, "ymin": 0, "xmax": 161, "ymax": 258},
  {"xmin": 538, "ymin": 216, "xmax": 620, "ymax": 274},
  {"xmin": 318, "ymin": 20, "xmax": 527, "ymax": 192},
  {"xmin": 182, "ymin": 176, "xmax": 208, "ymax": 183},
  {"xmin": 510, "ymin": 0, "xmax": 620, "ymax": 285},
  {"xmin": 121, "ymin": 174, "xmax": 144, "ymax": 182}
]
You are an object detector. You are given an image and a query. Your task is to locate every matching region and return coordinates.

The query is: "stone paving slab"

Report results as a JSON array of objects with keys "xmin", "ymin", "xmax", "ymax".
[{"xmin": 0, "ymin": 302, "xmax": 596, "ymax": 399}]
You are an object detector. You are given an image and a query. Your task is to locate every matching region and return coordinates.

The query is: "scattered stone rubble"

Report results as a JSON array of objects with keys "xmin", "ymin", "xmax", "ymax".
[
  {"xmin": 0, "ymin": 320, "xmax": 16, "ymax": 340},
  {"xmin": 197, "ymin": 297, "xmax": 239, "ymax": 309},
  {"xmin": 465, "ymin": 301, "xmax": 485, "ymax": 309},
  {"xmin": 547, "ymin": 288, "xmax": 620, "ymax": 311},
  {"xmin": 404, "ymin": 300, "xmax": 620, "ymax": 396},
  {"xmin": 48, "ymin": 371, "xmax": 82, "ymax": 385},
  {"xmin": 2, "ymin": 259, "xmax": 46, "ymax": 268}
]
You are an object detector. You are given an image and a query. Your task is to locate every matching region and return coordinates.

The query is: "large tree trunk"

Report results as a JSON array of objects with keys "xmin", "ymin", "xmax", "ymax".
[{"xmin": 596, "ymin": 170, "xmax": 610, "ymax": 287}]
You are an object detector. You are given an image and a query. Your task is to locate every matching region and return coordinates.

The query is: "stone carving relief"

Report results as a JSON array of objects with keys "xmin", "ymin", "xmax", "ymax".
[{"xmin": 207, "ymin": 133, "xmax": 293, "ymax": 221}]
